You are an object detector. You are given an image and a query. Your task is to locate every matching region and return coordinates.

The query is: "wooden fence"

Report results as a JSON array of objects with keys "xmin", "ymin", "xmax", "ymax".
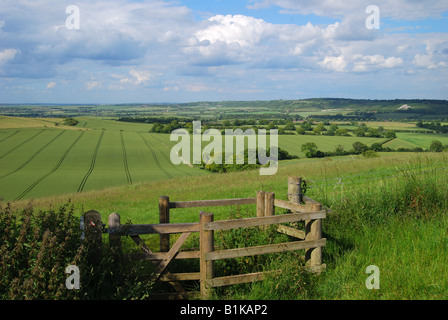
[{"xmin": 83, "ymin": 176, "xmax": 326, "ymax": 299}]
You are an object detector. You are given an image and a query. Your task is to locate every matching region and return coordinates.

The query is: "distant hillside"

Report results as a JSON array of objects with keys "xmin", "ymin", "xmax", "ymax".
[{"xmin": 182, "ymin": 98, "xmax": 448, "ymax": 114}]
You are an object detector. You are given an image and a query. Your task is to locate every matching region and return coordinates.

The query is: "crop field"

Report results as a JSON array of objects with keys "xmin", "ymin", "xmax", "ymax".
[
  {"xmin": 383, "ymin": 132, "xmax": 448, "ymax": 149},
  {"xmin": 0, "ymin": 118, "xmax": 208, "ymax": 201}
]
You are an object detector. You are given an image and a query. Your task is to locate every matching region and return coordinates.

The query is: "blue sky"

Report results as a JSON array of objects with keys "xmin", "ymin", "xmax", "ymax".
[{"xmin": 0, "ymin": 0, "xmax": 447, "ymax": 104}]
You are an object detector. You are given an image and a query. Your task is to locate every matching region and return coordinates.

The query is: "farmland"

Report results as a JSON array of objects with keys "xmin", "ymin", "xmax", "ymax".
[
  {"xmin": 2, "ymin": 102, "xmax": 448, "ymax": 301},
  {"xmin": 2, "ymin": 110, "xmax": 448, "ymax": 201},
  {"xmin": 0, "ymin": 117, "xmax": 208, "ymax": 201}
]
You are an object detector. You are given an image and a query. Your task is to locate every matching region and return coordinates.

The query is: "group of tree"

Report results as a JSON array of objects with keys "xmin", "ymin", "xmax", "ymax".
[
  {"xmin": 62, "ymin": 117, "xmax": 79, "ymax": 126},
  {"xmin": 295, "ymin": 120, "xmax": 397, "ymax": 139},
  {"xmin": 199, "ymin": 147, "xmax": 297, "ymax": 173},
  {"xmin": 150, "ymin": 120, "xmax": 183, "ymax": 133},
  {"xmin": 301, "ymin": 139, "xmax": 448, "ymax": 159},
  {"xmin": 416, "ymin": 121, "xmax": 448, "ymax": 133}
]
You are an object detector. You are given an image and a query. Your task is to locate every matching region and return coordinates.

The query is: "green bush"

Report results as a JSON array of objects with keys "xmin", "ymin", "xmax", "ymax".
[{"xmin": 0, "ymin": 203, "xmax": 152, "ymax": 300}]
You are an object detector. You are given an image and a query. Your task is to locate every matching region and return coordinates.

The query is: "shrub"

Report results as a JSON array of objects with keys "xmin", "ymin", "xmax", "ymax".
[{"xmin": 0, "ymin": 203, "xmax": 152, "ymax": 300}]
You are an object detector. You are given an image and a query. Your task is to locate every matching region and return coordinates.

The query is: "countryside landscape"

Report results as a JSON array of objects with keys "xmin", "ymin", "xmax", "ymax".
[
  {"xmin": 1, "ymin": 0, "xmax": 447, "ymax": 309},
  {"xmin": 1, "ymin": 99, "xmax": 448, "ymax": 302}
]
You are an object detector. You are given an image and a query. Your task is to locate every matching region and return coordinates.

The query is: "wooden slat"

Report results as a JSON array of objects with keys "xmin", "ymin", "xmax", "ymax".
[
  {"xmin": 150, "ymin": 232, "xmax": 192, "ymax": 281},
  {"xmin": 277, "ymin": 225, "xmax": 305, "ymax": 239},
  {"xmin": 206, "ymin": 270, "xmax": 281, "ymax": 288},
  {"xmin": 205, "ymin": 211, "xmax": 326, "ymax": 231},
  {"xmin": 169, "ymin": 197, "xmax": 256, "ymax": 209},
  {"xmin": 129, "ymin": 250, "xmax": 200, "ymax": 261},
  {"xmin": 274, "ymin": 199, "xmax": 311, "ymax": 212},
  {"xmin": 160, "ymin": 272, "xmax": 201, "ymax": 281},
  {"xmin": 129, "ymin": 235, "xmax": 185, "ymax": 293},
  {"xmin": 206, "ymin": 238, "xmax": 326, "ymax": 261},
  {"xmin": 109, "ymin": 223, "xmax": 199, "ymax": 235}
]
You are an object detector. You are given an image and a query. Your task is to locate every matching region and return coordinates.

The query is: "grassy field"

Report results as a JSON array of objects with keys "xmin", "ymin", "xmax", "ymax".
[
  {"xmin": 5, "ymin": 150, "xmax": 448, "ymax": 300},
  {"xmin": 0, "ymin": 117, "xmax": 393, "ymax": 201},
  {"xmin": 0, "ymin": 117, "xmax": 208, "ymax": 201},
  {"xmin": 384, "ymin": 132, "xmax": 448, "ymax": 149}
]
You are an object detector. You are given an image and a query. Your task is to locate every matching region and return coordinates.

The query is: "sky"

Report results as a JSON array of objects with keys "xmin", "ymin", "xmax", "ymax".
[{"xmin": 0, "ymin": 0, "xmax": 447, "ymax": 104}]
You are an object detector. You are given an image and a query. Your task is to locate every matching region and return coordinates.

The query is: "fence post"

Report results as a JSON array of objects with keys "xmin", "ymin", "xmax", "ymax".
[
  {"xmin": 264, "ymin": 192, "xmax": 275, "ymax": 217},
  {"xmin": 84, "ymin": 210, "xmax": 103, "ymax": 263},
  {"xmin": 305, "ymin": 203, "xmax": 323, "ymax": 272},
  {"xmin": 256, "ymin": 191, "xmax": 266, "ymax": 218},
  {"xmin": 200, "ymin": 211, "xmax": 214, "ymax": 299},
  {"xmin": 108, "ymin": 212, "xmax": 121, "ymax": 254},
  {"xmin": 288, "ymin": 176, "xmax": 302, "ymax": 204},
  {"xmin": 159, "ymin": 196, "xmax": 170, "ymax": 252}
]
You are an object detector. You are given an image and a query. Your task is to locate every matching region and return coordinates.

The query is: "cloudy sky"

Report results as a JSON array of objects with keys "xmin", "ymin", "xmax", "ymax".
[{"xmin": 0, "ymin": 0, "xmax": 447, "ymax": 104}]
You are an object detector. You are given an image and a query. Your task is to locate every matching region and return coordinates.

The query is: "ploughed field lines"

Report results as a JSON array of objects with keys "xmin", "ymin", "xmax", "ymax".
[{"xmin": 0, "ymin": 128, "xmax": 203, "ymax": 201}]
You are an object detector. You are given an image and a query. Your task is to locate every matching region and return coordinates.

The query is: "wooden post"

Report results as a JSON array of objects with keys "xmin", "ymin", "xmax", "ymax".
[
  {"xmin": 288, "ymin": 176, "xmax": 302, "ymax": 204},
  {"xmin": 256, "ymin": 191, "xmax": 266, "ymax": 218},
  {"xmin": 305, "ymin": 203, "xmax": 323, "ymax": 271},
  {"xmin": 159, "ymin": 196, "xmax": 170, "ymax": 252},
  {"xmin": 108, "ymin": 212, "xmax": 121, "ymax": 254},
  {"xmin": 264, "ymin": 192, "xmax": 275, "ymax": 217},
  {"xmin": 200, "ymin": 211, "xmax": 214, "ymax": 299},
  {"xmin": 84, "ymin": 210, "xmax": 103, "ymax": 263}
]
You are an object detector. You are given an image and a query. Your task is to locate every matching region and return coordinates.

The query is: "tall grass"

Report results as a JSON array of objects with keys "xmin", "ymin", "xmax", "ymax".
[{"xmin": 209, "ymin": 160, "xmax": 448, "ymax": 300}]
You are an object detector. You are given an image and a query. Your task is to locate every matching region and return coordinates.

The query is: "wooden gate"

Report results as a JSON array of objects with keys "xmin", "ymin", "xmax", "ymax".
[{"xmin": 84, "ymin": 176, "xmax": 327, "ymax": 299}]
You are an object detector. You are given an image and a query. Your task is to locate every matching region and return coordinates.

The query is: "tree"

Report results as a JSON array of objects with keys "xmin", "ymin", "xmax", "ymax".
[
  {"xmin": 329, "ymin": 123, "xmax": 339, "ymax": 131},
  {"xmin": 384, "ymin": 130, "xmax": 396, "ymax": 139},
  {"xmin": 62, "ymin": 117, "xmax": 79, "ymax": 126},
  {"xmin": 430, "ymin": 140, "xmax": 444, "ymax": 152},
  {"xmin": 313, "ymin": 127, "xmax": 322, "ymax": 135},
  {"xmin": 284, "ymin": 121, "xmax": 296, "ymax": 131},
  {"xmin": 353, "ymin": 127, "xmax": 366, "ymax": 137},
  {"xmin": 301, "ymin": 142, "xmax": 319, "ymax": 158},
  {"xmin": 296, "ymin": 127, "xmax": 306, "ymax": 135},
  {"xmin": 370, "ymin": 142, "xmax": 383, "ymax": 151},
  {"xmin": 300, "ymin": 121, "xmax": 312, "ymax": 131},
  {"xmin": 335, "ymin": 145, "xmax": 344, "ymax": 155},
  {"xmin": 335, "ymin": 128, "xmax": 349, "ymax": 136},
  {"xmin": 352, "ymin": 141, "xmax": 369, "ymax": 154}
]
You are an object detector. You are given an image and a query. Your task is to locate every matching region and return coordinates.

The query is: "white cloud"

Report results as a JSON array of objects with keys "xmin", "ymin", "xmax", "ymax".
[
  {"xmin": 319, "ymin": 55, "xmax": 347, "ymax": 72},
  {"xmin": 46, "ymin": 82, "xmax": 56, "ymax": 89},
  {"xmin": 0, "ymin": 48, "xmax": 19, "ymax": 66},
  {"xmin": 413, "ymin": 43, "xmax": 448, "ymax": 69},
  {"xmin": 86, "ymin": 81, "xmax": 101, "ymax": 90},
  {"xmin": 129, "ymin": 69, "xmax": 152, "ymax": 85}
]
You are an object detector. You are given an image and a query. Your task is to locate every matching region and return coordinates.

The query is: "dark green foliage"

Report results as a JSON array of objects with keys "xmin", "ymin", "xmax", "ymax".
[
  {"xmin": 62, "ymin": 118, "xmax": 79, "ymax": 126},
  {"xmin": 0, "ymin": 204, "xmax": 152, "ymax": 300}
]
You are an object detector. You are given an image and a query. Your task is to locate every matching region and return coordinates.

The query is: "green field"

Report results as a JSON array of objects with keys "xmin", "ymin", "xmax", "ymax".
[
  {"xmin": 384, "ymin": 132, "xmax": 448, "ymax": 150},
  {"xmin": 0, "ymin": 117, "xmax": 395, "ymax": 201},
  {"xmin": 0, "ymin": 118, "xmax": 209, "ymax": 201}
]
